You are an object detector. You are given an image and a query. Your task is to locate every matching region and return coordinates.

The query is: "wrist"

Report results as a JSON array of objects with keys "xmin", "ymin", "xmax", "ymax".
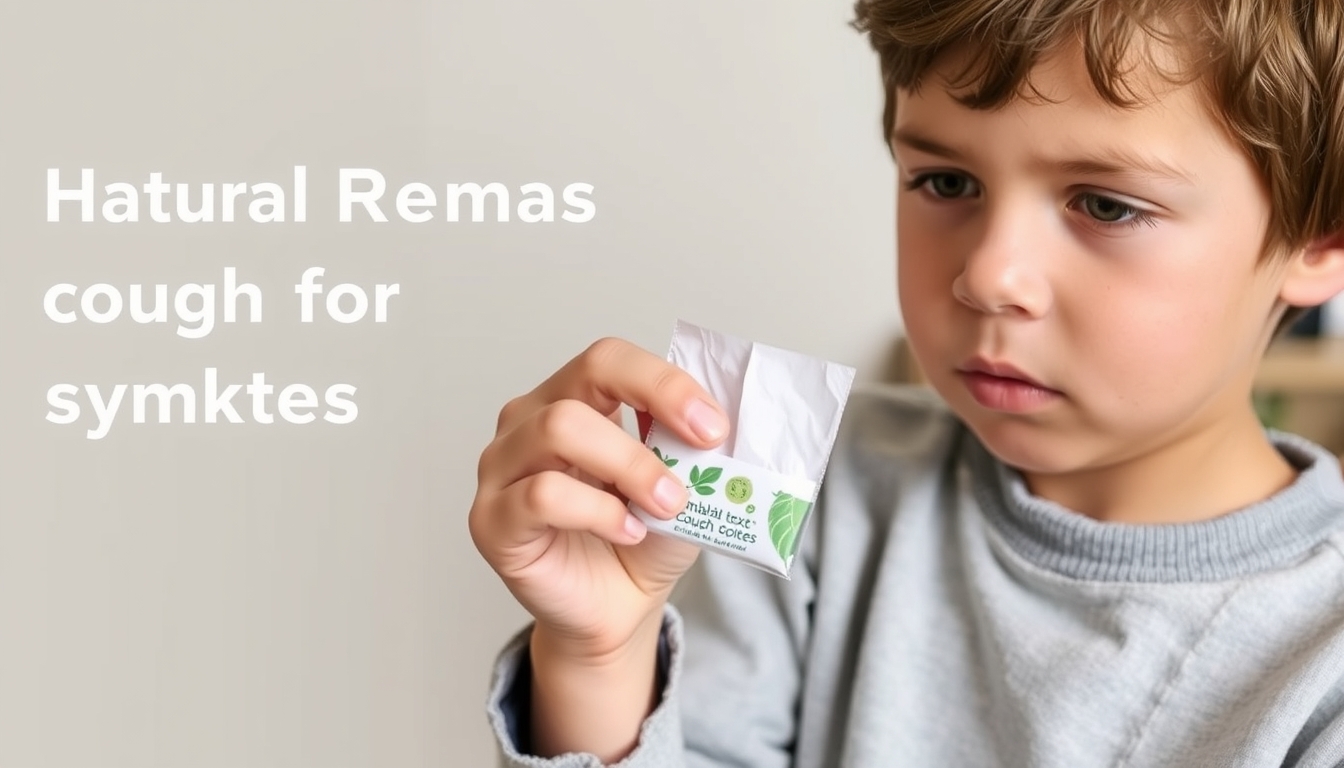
[
  {"xmin": 527, "ymin": 609, "xmax": 668, "ymax": 761},
  {"xmin": 531, "ymin": 606, "xmax": 666, "ymax": 671}
]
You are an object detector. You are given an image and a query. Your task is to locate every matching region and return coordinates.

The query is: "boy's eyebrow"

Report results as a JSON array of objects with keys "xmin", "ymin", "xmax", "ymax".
[
  {"xmin": 892, "ymin": 129, "xmax": 1196, "ymax": 185},
  {"xmin": 1052, "ymin": 150, "xmax": 1196, "ymax": 185},
  {"xmin": 892, "ymin": 130, "xmax": 968, "ymax": 162}
]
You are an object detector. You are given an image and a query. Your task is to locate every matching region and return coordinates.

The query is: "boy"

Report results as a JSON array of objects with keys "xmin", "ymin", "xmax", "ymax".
[{"xmin": 469, "ymin": 0, "xmax": 1344, "ymax": 765}]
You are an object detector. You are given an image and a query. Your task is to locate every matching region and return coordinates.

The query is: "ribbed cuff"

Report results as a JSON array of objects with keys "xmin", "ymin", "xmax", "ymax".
[{"xmin": 487, "ymin": 607, "xmax": 686, "ymax": 768}]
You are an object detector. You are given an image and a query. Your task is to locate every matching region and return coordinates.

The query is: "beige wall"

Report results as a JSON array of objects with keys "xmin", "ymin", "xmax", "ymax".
[{"xmin": 0, "ymin": 2, "xmax": 899, "ymax": 764}]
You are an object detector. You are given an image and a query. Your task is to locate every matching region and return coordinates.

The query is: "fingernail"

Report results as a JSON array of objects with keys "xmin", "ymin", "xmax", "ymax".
[
  {"xmin": 686, "ymin": 399, "xmax": 728, "ymax": 443},
  {"xmin": 623, "ymin": 513, "xmax": 648, "ymax": 543},
  {"xmin": 654, "ymin": 475, "xmax": 687, "ymax": 516}
]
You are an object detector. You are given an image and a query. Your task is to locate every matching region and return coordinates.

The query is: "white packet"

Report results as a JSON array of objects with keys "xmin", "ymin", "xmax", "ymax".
[{"xmin": 629, "ymin": 320, "xmax": 856, "ymax": 578}]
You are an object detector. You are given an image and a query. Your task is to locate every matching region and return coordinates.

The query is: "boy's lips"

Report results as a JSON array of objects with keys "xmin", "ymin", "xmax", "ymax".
[
  {"xmin": 956, "ymin": 357, "xmax": 1052, "ymax": 389},
  {"xmin": 955, "ymin": 357, "xmax": 1062, "ymax": 413}
]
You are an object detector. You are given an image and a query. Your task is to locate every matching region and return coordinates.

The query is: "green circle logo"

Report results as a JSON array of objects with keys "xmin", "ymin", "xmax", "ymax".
[{"xmin": 725, "ymin": 476, "xmax": 753, "ymax": 504}]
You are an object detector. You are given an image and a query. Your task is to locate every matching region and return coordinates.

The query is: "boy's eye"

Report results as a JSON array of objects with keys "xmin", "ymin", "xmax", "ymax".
[
  {"xmin": 1078, "ymin": 193, "xmax": 1136, "ymax": 223},
  {"xmin": 909, "ymin": 172, "xmax": 979, "ymax": 199}
]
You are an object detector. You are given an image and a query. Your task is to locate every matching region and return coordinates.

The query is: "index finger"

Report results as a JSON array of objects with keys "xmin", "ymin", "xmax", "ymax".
[{"xmin": 520, "ymin": 337, "xmax": 729, "ymax": 449}]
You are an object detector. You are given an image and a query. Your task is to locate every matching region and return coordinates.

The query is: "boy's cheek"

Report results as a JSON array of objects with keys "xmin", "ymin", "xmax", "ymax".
[
  {"xmin": 897, "ymin": 240, "xmax": 950, "ymax": 280},
  {"xmin": 898, "ymin": 259, "xmax": 960, "ymax": 321}
]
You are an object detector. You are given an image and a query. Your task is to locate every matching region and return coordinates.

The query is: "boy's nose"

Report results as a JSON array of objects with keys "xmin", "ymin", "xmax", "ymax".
[{"xmin": 951, "ymin": 214, "xmax": 1052, "ymax": 319}]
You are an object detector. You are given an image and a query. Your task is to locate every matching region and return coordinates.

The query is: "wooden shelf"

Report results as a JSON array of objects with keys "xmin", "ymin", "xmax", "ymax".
[{"xmin": 1255, "ymin": 337, "xmax": 1344, "ymax": 393}]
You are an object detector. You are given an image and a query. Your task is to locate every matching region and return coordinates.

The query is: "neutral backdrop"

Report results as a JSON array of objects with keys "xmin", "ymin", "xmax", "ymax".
[{"xmin": 0, "ymin": 2, "xmax": 898, "ymax": 765}]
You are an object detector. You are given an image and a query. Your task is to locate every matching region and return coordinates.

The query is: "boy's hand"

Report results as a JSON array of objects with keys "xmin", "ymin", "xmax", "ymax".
[{"xmin": 469, "ymin": 337, "xmax": 729, "ymax": 662}]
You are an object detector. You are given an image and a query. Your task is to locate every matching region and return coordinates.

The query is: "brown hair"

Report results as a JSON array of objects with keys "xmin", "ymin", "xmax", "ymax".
[{"xmin": 853, "ymin": 0, "xmax": 1344, "ymax": 273}]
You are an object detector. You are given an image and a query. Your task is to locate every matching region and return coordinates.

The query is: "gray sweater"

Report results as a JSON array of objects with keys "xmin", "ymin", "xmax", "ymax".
[{"xmin": 487, "ymin": 385, "xmax": 1344, "ymax": 767}]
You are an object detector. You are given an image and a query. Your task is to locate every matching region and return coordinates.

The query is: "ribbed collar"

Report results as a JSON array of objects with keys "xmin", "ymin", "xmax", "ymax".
[{"xmin": 969, "ymin": 431, "xmax": 1344, "ymax": 583}]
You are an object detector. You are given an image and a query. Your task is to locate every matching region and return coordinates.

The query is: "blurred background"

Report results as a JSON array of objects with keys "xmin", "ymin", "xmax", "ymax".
[{"xmin": 0, "ymin": 2, "xmax": 897, "ymax": 765}]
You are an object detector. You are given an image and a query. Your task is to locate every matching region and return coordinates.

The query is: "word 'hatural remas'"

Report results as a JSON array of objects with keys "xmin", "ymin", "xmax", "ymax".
[{"xmin": 46, "ymin": 168, "xmax": 596, "ymax": 224}]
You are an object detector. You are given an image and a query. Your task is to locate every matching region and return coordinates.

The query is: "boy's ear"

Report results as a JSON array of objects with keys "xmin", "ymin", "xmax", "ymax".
[{"xmin": 1278, "ymin": 230, "xmax": 1344, "ymax": 307}]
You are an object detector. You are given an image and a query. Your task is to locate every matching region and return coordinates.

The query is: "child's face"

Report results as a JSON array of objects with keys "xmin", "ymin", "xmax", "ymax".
[{"xmin": 894, "ymin": 44, "xmax": 1291, "ymax": 474}]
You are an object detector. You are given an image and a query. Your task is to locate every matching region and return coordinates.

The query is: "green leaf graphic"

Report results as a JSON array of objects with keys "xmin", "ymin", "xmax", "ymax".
[
  {"xmin": 698, "ymin": 467, "xmax": 723, "ymax": 486},
  {"xmin": 694, "ymin": 485, "xmax": 715, "ymax": 496},
  {"xmin": 690, "ymin": 465, "xmax": 702, "ymax": 485},
  {"xmin": 768, "ymin": 492, "xmax": 811, "ymax": 563},
  {"xmin": 651, "ymin": 447, "xmax": 679, "ymax": 468}
]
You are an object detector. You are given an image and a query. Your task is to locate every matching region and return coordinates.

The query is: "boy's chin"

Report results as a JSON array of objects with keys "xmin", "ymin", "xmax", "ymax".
[
  {"xmin": 956, "ymin": 414, "xmax": 1102, "ymax": 478},
  {"xmin": 934, "ymin": 381, "xmax": 1119, "ymax": 476}
]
